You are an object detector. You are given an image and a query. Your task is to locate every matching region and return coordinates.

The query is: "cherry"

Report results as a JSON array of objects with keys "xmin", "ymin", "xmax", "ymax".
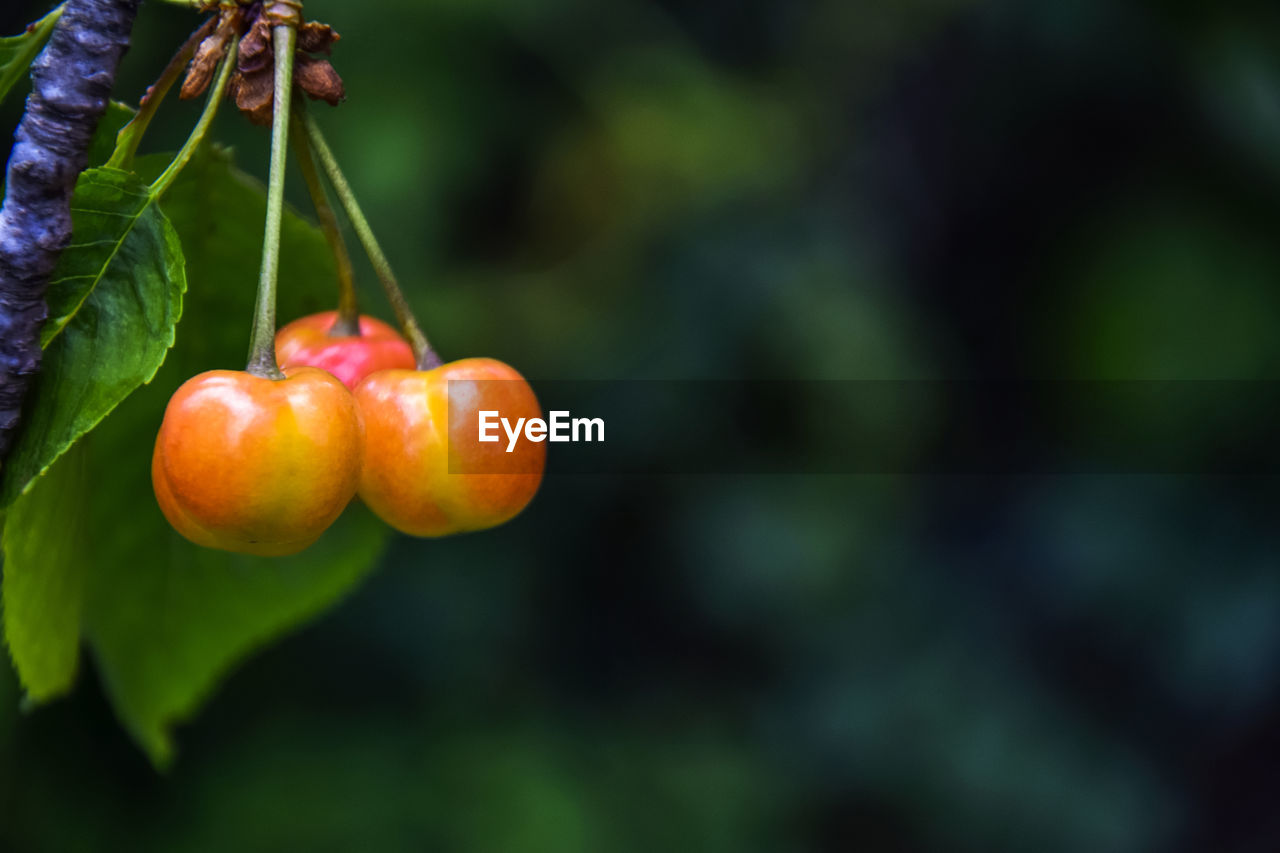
[
  {"xmin": 152, "ymin": 367, "xmax": 364, "ymax": 556},
  {"xmin": 354, "ymin": 358, "xmax": 544, "ymax": 537},
  {"xmin": 275, "ymin": 310, "xmax": 415, "ymax": 389}
]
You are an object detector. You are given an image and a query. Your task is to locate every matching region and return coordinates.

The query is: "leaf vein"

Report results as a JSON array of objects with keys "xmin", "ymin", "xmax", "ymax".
[{"xmin": 47, "ymin": 185, "xmax": 154, "ymax": 348}]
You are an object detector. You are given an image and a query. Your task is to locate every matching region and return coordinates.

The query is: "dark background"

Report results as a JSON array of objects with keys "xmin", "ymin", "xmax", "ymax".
[{"xmin": 4, "ymin": 0, "xmax": 1280, "ymax": 850}]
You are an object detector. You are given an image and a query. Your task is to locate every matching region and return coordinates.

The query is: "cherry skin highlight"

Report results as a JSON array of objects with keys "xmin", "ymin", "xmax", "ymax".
[
  {"xmin": 354, "ymin": 358, "xmax": 544, "ymax": 537},
  {"xmin": 275, "ymin": 310, "xmax": 415, "ymax": 389},
  {"xmin": 152, "ymin": 366, "xmax": 364, "ymax": 556}
]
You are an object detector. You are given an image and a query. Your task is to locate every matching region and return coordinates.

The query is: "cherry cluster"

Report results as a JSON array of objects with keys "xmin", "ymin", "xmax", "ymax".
[{"xmin": 152, "ymin": 313, "xmax": 544, "ymax": 556}]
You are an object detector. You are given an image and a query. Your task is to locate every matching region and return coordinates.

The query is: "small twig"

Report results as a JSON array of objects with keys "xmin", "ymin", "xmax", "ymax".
[
  {"xmin": 150, "ymin": 32, "xmax": 239, "ymax": 198},
  {"xmin": 107, "ymin": 14, "xmax": 219, "ymax": 171}
]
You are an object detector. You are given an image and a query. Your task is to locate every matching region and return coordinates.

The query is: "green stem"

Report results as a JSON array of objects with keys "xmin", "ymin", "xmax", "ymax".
[
  {"xmin": 301, "ymin": 109, "xmax": 441, "ymax": 369},
  {"xmin": 108, "ymin": 15, "xmax": 218, "ymax": 172},
  {"xmin": 245, "ymin": 15, "xmax": 298, "ymax": 379},
  {"xmin": 289, "ymin": 107, "xmax": 360, "ymax": 336},
  {"xmin": 148, "ymin": 31, "xmax": 238, "ymax": 197}
]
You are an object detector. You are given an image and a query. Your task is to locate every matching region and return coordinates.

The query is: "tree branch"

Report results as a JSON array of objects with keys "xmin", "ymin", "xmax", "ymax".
[{"xmin": 0, "ymin": 0, "xmax": 142, "ymax": 460}]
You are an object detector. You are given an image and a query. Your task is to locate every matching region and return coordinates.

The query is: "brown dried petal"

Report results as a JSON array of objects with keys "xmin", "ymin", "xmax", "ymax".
[
  {"xmin": 231, "ymin": 67, "xmax": 275, "ymax": 126},
  {"xmin": 179, "ymin": 67, "xmax": 211, "ymax": 101},
  {"xmin": 179, "ymin": 29, "xmax": 230, "ymax": 100},
  {"xmin": 237, "ymin": 17, "xmax": 273, "ymax": 74},
  {"xmin": 297, "ymin": 21, "xmax": 340, "ymax": 54},
  {"xmin": 228, "ymin": 12, "xmax": 344, "ymax": 122},
  {"xmin": 294, "ymin": 55, "xmax": 345, "ymax": 106}
]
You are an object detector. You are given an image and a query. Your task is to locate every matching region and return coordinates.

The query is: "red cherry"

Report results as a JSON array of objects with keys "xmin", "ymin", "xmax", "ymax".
[{"xmin": 275, "ymin": 310, "xmax": 415, "ymax": 389}]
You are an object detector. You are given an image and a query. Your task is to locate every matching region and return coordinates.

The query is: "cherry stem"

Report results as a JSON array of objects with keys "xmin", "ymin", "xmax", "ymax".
[
  {"xmin": 300, "ymin": 109, "xmax": 442, "ymax": 369},
  {"xmin": 148, "ymin": 31, "xmax": 238, "ymax": 198},
  {"xmin": 107, "ymin": 14, "xmax": 219, "ymax": 172},
  {"xmin": 290, "ymin": 107, "xmax": 360, "ymax": 337},
  {"xmin": 246, "ymin": 6, "xmax": 300, "ymax": 380}
]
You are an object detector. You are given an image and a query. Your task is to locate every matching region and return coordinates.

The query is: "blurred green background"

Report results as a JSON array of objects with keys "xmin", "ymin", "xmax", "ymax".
[{"xmin": 5, "ymin": 0, "xmax": 1280, "ymax": 849}]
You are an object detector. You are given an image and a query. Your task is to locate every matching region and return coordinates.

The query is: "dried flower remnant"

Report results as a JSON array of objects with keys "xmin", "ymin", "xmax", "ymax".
[
  {"xmin": 178, "ymin": 13, "xmax": 235, "ymax": 100},
  {"xmin": 229, "ymin": 10, "xmax": 273, "ymax": 123},
  {"xmin": 180, "ymin": 1, "xmax": 344, "ymax": 125}
]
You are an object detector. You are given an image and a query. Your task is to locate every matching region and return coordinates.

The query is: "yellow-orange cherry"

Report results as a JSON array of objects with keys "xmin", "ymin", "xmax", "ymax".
[
  {"xmin": 152, "ymin": 366, "xmax": 363, "ymax": 556},
  {"xmin": 354, "ymin": 357, "xmax": 544, "ymax": 537}
]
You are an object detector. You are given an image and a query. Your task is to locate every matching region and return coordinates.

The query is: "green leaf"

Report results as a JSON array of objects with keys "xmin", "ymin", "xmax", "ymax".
[
  {"xmin": 1, "ymin": 441, "xmax": 88, "ymax": 704},
  {"xmin": 0, "ymin": 167, "xmax": 185, "ymax": 507},
  {"xmin": 0, "ymin": 99, "xmax": 138, "ymax": 707},
  {"xmin": 0, "ymin": 5, "xmax": 62, "ymax": 107},
  {"xmin": 83, "ymin": 427, "xmax": 387, "ymax": 764},
  {"xmin": 77, "ymin": 147, "xmax": 388, "ymax": 766}
]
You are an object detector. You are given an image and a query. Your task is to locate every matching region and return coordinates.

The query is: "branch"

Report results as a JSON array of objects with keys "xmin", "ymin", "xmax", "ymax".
[{"xmin": 0, "ymin": 0, "xmax": 143, "ymax": 460}]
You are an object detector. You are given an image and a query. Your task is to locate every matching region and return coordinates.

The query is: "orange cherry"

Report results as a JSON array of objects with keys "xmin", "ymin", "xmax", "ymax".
[
  {"xmin": 152, "ymin": 366, "xmax": 364, "ymax": 556},
  {"xmin": 275, "ymin": 310, "xmax": 415, "ymax": 389},
  {"xmin": 354, "ymin": 358, "xmax": 544, "ymax": 537}
]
